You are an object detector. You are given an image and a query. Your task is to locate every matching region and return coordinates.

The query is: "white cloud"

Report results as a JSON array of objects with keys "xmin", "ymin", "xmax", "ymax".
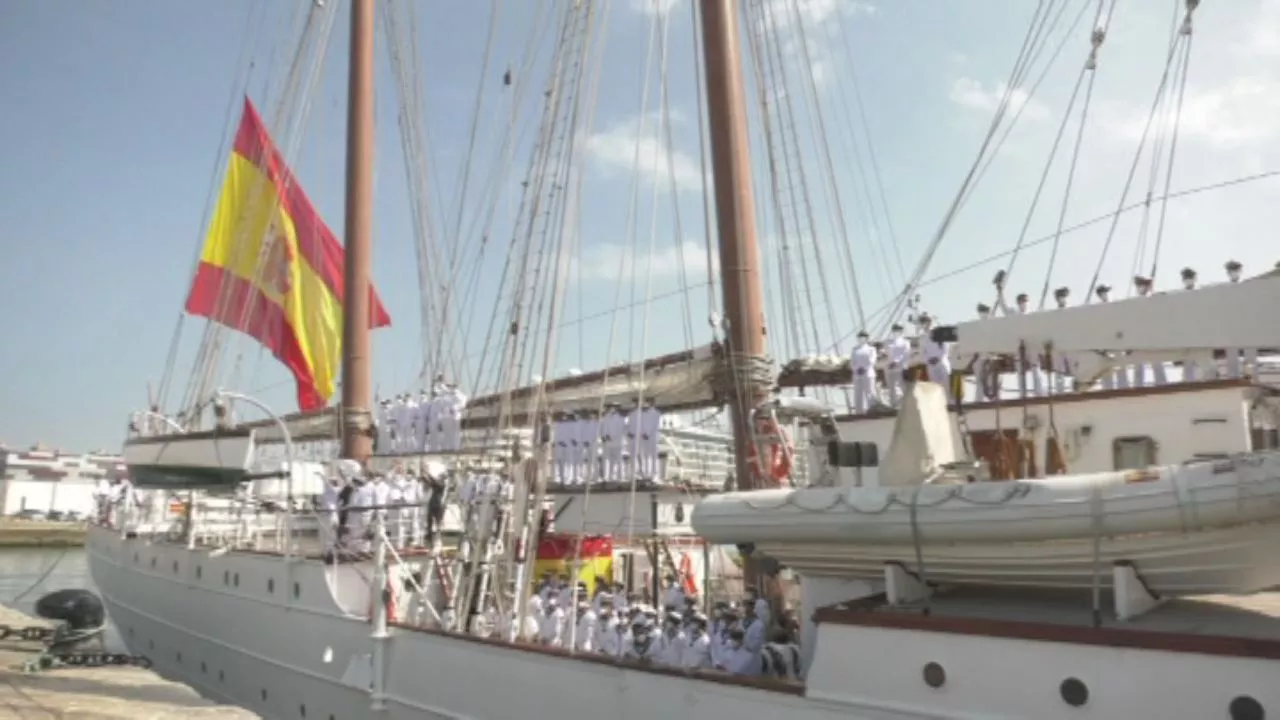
[
  {"xmin": 574, "ymin": 239, "xmax": 717, "ymax": 282},
  {"xmin": 760, "ymin": 1, "xmax": 876, "ymax": 92},
  {"xmin": 949, "ymin": 76, "xmax": 1051, "ymax": 122},
  {"xmin": 629, "ymin": 0, "xmax": 682, "ymax": 17},
  {"xmin": 583, "ymin": 112, "xmax": 706, "ymax": 194},
  {"xmin": 1101, "ymin": 77, "xmax": 1280, "ymax": 149}
]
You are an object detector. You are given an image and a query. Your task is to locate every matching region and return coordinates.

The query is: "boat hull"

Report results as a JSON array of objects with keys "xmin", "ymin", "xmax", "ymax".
[
  {"xmin": 87, "ymin": 526, "xmax": 1280, "ymax": 719},
  {"xmin": 84, "ymin": 526, "xmax": 839, "ymax": 720},
  {"xmin": 124, "ymin": 430, "xmax": 256, "ymax": 490},
  {"xmin": 694, "ymin": 452, "xmax": 1280, "ymax": 594}
]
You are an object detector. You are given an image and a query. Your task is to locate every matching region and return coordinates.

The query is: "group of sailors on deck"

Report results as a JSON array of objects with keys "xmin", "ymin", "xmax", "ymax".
[
  {"xmin": 847, "ymin": 261, "xmax": 1258, "ymax": 413},
  {"xmin": 483, "ymin": 572, "xmax": 800, "ymax": 679},
  {"xmin": 551, "ymin": 400, "xmax": 664, "ymax": 485},
  {"xmin": 376, "ymin": 376, "xmax": 469, "ymax": 454},
  {"xmin": 324, "ymin": 458, "xmax": 450, "ymax": 553}
]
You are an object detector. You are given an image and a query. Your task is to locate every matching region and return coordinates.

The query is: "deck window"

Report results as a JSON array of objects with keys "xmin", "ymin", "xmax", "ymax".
[{"xmin": 1112, "ymin": 435, "xmax": 1157, "ymax": 470}]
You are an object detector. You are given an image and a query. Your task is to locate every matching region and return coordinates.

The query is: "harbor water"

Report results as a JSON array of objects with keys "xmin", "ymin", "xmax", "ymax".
[{"xmin": 0, "ymin": 546, "xmax": 126, "ymax": 652}]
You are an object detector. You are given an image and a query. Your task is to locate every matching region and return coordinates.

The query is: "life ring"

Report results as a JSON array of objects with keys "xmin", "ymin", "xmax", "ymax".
[{"xmin": 747, "ymin": 420, "xmax": 794, "ymax": 483}]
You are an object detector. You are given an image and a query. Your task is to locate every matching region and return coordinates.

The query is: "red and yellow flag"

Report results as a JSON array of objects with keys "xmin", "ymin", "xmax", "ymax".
[
  {"xmin": 535, "ymin": 533, "xmax": 614, "ymax": 596},
  {"xmin": 185, "ymin": 97, "xmax": 392, "ymax": 411}
]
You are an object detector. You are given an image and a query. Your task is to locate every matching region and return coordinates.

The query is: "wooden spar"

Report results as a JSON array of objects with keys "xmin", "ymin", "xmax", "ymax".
[
  {"xmin": 341, "ymin": 0, "xmax": 377, "ymax": 461},
  {"xmin": 698, "ymin": 0, "xmax": 770, "ymax": 490}
]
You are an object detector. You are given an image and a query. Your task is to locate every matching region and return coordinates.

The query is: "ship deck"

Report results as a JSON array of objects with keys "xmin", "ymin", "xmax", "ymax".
[{"xmin": 815, "ymin": 585, "xmax": 1280, "ymax": 659}]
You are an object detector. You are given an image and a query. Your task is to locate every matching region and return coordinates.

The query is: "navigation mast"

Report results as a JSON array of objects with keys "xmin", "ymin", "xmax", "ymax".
[
  {"xmin": 698, "ymin": 0, "xmax": 770, "ymax": 489},
  {"xmin": 341, "ymin": 0, "xmax": 377, "ymax": 461}
]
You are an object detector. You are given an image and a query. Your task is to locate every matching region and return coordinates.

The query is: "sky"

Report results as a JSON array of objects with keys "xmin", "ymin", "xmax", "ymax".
[{"xmin": 1, "ymin": 0, "xmax": 1278, "ymax": 452}]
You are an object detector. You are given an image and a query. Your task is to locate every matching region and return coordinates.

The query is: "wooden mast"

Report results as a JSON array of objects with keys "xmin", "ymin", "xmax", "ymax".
[
  {"xmin": 697, "ymin": 0, "xmax": 770, "ymax": 490},
  {"xmin": 341, "ymin": 0, "xmax": 377, "ymax": 461}
]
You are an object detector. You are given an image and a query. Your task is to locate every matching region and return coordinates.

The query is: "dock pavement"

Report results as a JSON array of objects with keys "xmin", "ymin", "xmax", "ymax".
[
  {"xmin": 0, "ymin": 604, "xmax": 258, "ymax": 719},
  {"xmin": 0, "ymin": 521, "xmax": 87, "ymax": 549}
]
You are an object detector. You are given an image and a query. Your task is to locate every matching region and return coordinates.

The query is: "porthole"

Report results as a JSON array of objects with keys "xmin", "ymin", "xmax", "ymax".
[
  {"xmin": 261, "ymin": 688, "xmax": 268, "ymax": 701},
  {"xmin": 234, "ymin": 573, "xmax": 240, "ymax": 587},
  {"xmin": 922, "ymin": 661, "xmax": 946, "ymax": 688},
  {"xmin": 196, "ymin": 566, "xmax": 202, "ymax": 580},
  {"xmin": 1059, "ymin": 677, "xmax": 1089, "ymax": 707},
  {"xmin": 1229, "ymin": 695, "xmax": 1265, "ymax": 720},
  {"xmin": 268, "ymin": 578, "xmax": 275, "ymax": 594},
  {"xmin": 293, "ymin": 581, "xmax": 302, "ymax": 599}
]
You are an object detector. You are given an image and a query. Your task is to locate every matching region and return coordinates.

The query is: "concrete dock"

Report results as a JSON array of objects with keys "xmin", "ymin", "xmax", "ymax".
[
  {"xmin": 0, "ymin": 521, "xmax": 87, "ymax": 549},
  {"xmin": 0, "ymin": 605, "xmax": 258, "ymax": 719}
]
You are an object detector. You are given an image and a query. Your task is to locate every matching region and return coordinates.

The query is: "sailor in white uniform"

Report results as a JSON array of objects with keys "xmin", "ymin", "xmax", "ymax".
[
  {"xmin": 718, "ymin": 627, "xmax": 760, "ymax": 676},
  {"xmin": 1131, "ymin": 276, "xmax": 1166, "ymax": 387},
  {"xmin": 638, "ymin": 399, "xmax": 662, "ymax": 481},
  {"xmin": 601, "ymin": 403, "xmax": 626, "ymax": 483},
  {"xmin": 394, "ymin": 396, "xmax": 416, "ymax": 453},
  {"xmin": 1009, "ymin": 292, "xmax": 1045, "ymax": 396},
  {"xmin": 594, "ymin": 598, "xmax": 621, "ymax": 657},
  {"xmin": 375, "ymin": 398, "xmax": 393, "ymax": 451},
  {"xmin": 539, "ymin": 597, "xmax": 567, "ymax": 647},
  {"xmin": 917, "ymin": 314, "xmax": 951, "ymax": 396},
  {"xmin": 653, "ymin": 611, "xmax": 687, "ymax": 666},
  {"xmin": 621, "ymin": 616, "xmax": 656, "ymax": 662},
  {"xmin": 412, "ymin": 390, "xmax": 430, "ymax": 452},
  {"xmin": 576, "ymin": 409, "xmax": 600, "ymax": 483},
  {"xmin": 884, "ymin": 323, "xmax": 910, "ymax": 407},
  {"xmin": 850, "ymin": 330, "xmax": 877, "ymax": 413},
  {"xmin": 1222, "ymin": 260, "xmax": 1254, "ymax": 378},
  {"xmin": 92, "ymin": 478, "xmax": 114, "ymax": 525},
  {"xmin": 681, "ymin": 614, "xmax": 713, "ymax": 669},
  {"xmin": 1050, "ymin": 287, "xmax": 1074, "ymax": 394},
  {"xmin": 553, "ymin": 412, "xmax": 572, "ymax": 484},
  {"xmin": 443, "ymin": 384, "xmax": 468, "ymax": 451},
  {"xmin": 1092, "ymin": 284, "xmax": 1126, "ymax": 391},
  {"xmin": 573, "ymin": 600, "xmax": 597, "ymax": 652},
  {"xmin": 1179, "ymin": 267, "xmax": 1203, "ymax": 381},
  {"xmin": 624, "ymin": 399, "xmax": 643, "ymax": 481},
  {"xmin": 320, "ymin": 471, "xmax": 342, "ymax": 547}
]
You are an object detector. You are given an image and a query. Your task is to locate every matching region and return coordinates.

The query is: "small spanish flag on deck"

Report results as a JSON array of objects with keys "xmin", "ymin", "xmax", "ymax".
[
  {"xmin": 184, "ymin": 97, "xmax": 392, "ymax": 411},
  {"xmin": 534, "ymin": 533, "xmax": 614, "ymax": 596}
]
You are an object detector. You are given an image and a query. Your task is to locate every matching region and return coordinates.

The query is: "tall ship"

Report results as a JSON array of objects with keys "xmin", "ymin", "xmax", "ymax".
[{"xmin": 87, "ymin": 1, "xmax": 1280, "ymax": 718}]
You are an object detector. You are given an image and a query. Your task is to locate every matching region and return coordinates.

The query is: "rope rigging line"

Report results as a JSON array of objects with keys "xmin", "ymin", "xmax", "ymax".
[
  {"xmin": 180, "ymin": 0, "xmax": 338, "ymax": 423},
  {"xmin": 1037, "ymin": 0, "xmax": 1117, "ymax": 310},
  {"xmin": 1145, "ymin": 7, "xmax": 1197, "ymax": 283},
  {"xmin": 954, "ymin": 0, "xmax": 1089, "ymax": 225},
  {"xmin": 883, "ymin": 0, "xmax": 1068, "ymax": 331},
  {"xmin": 742, "ymin": 0, "xmax": 806, "ymax": 361},
  {"xmin": 1130, "ymin": 0, "xmax": 1187, "ymax": 289},
  {"xmin": 823, "ymin": 168, "xmax": 1280, "ymax": 354},
  {"xmin": 689, "ymin": 0, "xmax": 721, "ymax": 324},
  {"xmin": 158, "ymin": 0, "xmax": 272, "ymax": 413},
  {"xmin": 1083, "ymin": 0, "xmax": 1200, "ymax": 303},
  {"xmin": 788, "ymin": 0, "xmax": 869, "ymax": 343}
]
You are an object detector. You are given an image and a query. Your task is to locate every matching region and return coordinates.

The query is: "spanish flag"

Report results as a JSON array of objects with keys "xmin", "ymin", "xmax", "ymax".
[
  {"xmin": 534, "ymin": 533, "xmax": 614, "ymax": 596},
  {"xmin": 184, "ymin": 98, "xmax": 392, "ymax": 411}
]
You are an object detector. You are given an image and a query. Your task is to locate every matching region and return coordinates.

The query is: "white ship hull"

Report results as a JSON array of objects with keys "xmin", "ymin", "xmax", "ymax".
[
  {"xmin": 86, "ymin": 525, "xmax": 1280, "ymax": 719},
  {"xmin": 85, "ymin": 526, "xmax": 842, "ymax": 720}
]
